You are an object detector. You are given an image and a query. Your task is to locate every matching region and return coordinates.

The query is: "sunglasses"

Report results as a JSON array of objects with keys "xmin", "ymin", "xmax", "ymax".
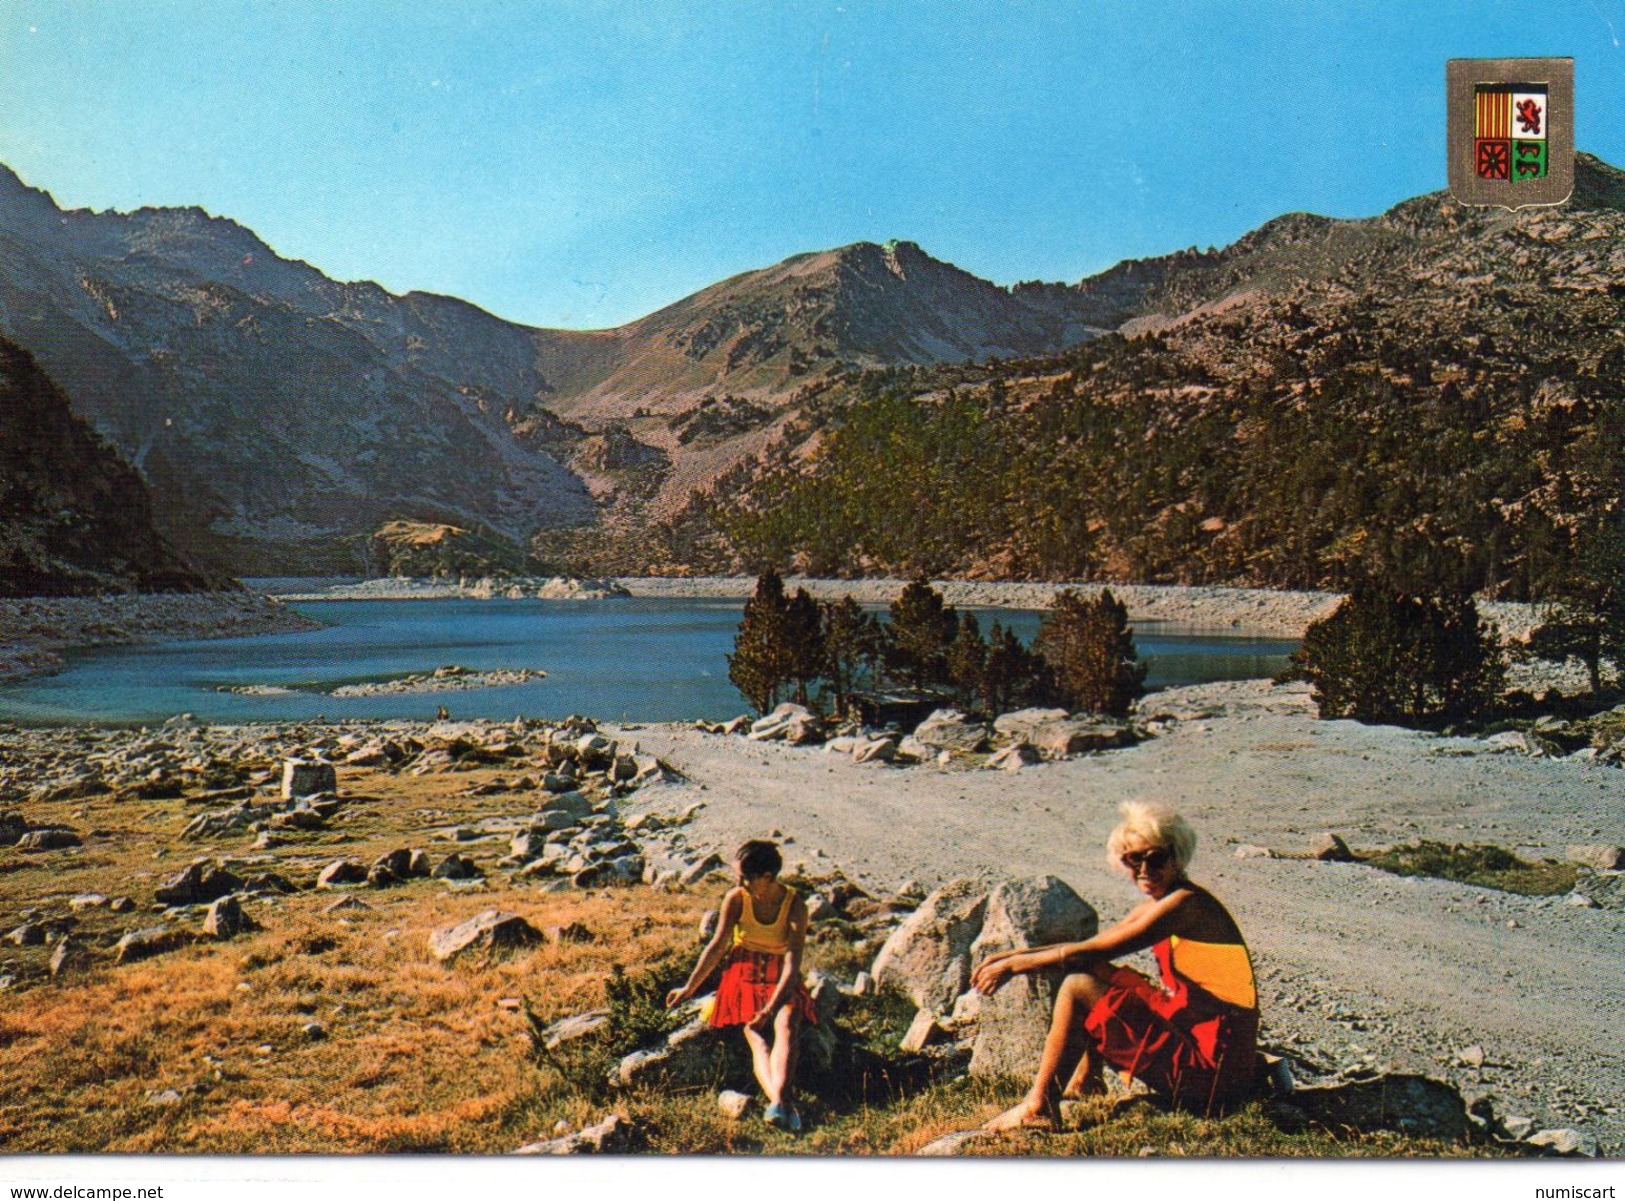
[{"xmin": 1120, "ymin": 847, "xmax": 1172, "ymax": 873}]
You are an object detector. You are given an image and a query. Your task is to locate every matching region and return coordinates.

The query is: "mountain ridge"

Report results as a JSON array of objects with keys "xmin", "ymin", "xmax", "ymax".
[{"xmin": 6, "ymin": 154, "xmax": 1625, "ymax": 579}]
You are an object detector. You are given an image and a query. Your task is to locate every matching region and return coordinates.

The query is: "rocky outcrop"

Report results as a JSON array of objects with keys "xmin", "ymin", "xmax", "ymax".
[
  {"xmin": 966, "ymin": 877, "xmax": 1098, "ymax": 1079},
  {"xmin": 429, "ymin": 910, "xmax": 544, "ymax": 962},
  {"xmin": 0, "ymin": 333, "xmax": 222, "ymax": 596},
  {"xmin": 870, "ymin": 879, "xmax": 989, "ymax": 1012}
]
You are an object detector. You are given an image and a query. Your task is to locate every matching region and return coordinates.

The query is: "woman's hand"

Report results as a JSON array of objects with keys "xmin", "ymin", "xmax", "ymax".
[
  {"xmin": 971, "ymin": 954, "xmax": 1021, "ymax": 995},
  {"xmin": 746, "ymin": 1005, "xmax": 775, "ymax": 1033},
  {"xmin": 665, "ymin": 985, "xmax": 691, "ymax": 1010}
]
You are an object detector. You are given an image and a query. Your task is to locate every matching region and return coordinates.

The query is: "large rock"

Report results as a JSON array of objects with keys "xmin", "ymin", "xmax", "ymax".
[
  {"xmin": 316, "ymin": 859, "xmax": 369, "ymax": 889},
  {"xmin": 966, "ymin": 876, "xmax": 1098, "ymax": 1079},
  {"xmin": 615, "ymin": 1018, "xmax": 725, "ymax": 1088},
  {"xmin": 912, "ymin": 709, "xmax": 990, "ymax": 754},
  {"xmin": 538, "ymin": 790, "xmax": 594, "ymax": 822},
  {"xmin": 115, "ymin": 926, "xmax": 194, "ymax": 964},
  {"xmin": 429, "ymin": 909, "xmax": 543, "ymax": 962},
  {"xmin": 992, "ymin": 708, "xmax": 1070, "ymax": 742},
  {"xmin": 15, "ymin": 828, "xmax": 82, "ymax": 851},
  {"xmin": 0, "ymin": 811, "xmax": 29, "ymax": 846},
  {"xmin": 852, "ymin": 736, "xmax": 897, "ymax": 764},
  {"xmin": 871, "ymin": 879, "xmax": 990, "ymax": 1012},
  {"xmin": 281, "ymin": 758, "xmax": 337, "ymax": 799},
  {"xmin": 1566, "ymin": 844, "xmax": 1625, "ymax": 871},
  {"xmin": 202, "ymin": 895, "xmax": 257, "ymax": 939},
  {"xmin": 1272, "ymin": 1074, "xmax": 1470, "ymax": 1139},
  {"xmin": 1027, "ymin": 718, "xmax": 1134, "ymax": 759},
  {"xmin": 748, "ymin": 703, "xmax": 815, "ymax": 742},
  {"xmin": 155, "ymin": 859, "xmax": 244, "ymax": 906}
]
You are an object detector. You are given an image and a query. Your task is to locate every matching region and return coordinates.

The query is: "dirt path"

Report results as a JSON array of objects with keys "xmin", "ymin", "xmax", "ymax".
[{"xmin": 614, "ymin": 680, "xmax": 1625, "ymax": 1151}]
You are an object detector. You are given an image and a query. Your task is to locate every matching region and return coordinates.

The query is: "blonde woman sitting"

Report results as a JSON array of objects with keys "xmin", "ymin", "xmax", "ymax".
[{"xmin": 972, "ymin": 800, "xmax": 1259, "ymax": 1129}]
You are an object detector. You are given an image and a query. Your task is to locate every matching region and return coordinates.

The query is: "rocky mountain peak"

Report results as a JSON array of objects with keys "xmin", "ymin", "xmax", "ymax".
[{"xmin": 1571, "ymin": 152, "xmax": 1625, "ymax": 211}]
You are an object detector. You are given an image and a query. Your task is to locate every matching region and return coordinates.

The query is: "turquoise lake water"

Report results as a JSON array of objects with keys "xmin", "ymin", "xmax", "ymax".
[{"xmin": 0, "ymin": 597, "xmax": 1297, "ymax": 725}]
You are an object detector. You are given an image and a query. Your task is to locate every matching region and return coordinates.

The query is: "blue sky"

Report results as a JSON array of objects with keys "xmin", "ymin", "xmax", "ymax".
[{"xmin": 2, "ymin": 1, "xmax": 1622, "ymax": 329}]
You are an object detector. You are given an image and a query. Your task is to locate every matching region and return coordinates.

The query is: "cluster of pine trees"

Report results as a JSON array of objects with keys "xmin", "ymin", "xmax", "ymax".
[
  {"xmin": 726, "ymin": 572, "xmax": 1146, "ymax": 719},
  {"xmin": 700, "ymin": 305, "xmax": 1625, "ymax": 603}
]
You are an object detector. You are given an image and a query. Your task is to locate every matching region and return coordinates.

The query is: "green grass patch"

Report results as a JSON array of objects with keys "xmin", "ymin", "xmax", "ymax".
[{"xmin": 1361, "ymin": 841, "xmax": 1578, "ymax": 896}]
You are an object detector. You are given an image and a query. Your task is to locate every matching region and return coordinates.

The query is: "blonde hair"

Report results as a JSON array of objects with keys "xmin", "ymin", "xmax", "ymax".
[{"xmin": 1106, "ymin": 800, "xmax": 1197, "ymax": 876}]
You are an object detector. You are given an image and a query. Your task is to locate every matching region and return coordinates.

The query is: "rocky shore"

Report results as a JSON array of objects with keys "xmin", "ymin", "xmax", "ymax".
[
  {"xmin": 219, "ymin": 665, "xmax": 548, "ymax": 699},
  {"xmin": 0, "ymin": 592, "xmax": 322, "ymax": 685},
  {"xmin": 277, "ymin": 576, "xmax": 630, "ymax": 602},
  {"xmin": 615, "ymin": 578, "xmax": 1546, "ymax": 642}
]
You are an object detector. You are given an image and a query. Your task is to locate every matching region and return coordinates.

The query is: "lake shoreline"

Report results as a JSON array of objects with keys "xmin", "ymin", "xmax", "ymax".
[
  {"xmin": 274, "ymin": 574, "xmax": 1546, "ymax": 641},
  {"xmin": 0, "ymin": 592, "xmax": 322, "ymax": 687}
]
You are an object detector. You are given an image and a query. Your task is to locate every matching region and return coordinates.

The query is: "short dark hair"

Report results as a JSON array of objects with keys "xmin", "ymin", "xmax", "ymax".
[{"xmin": 734, "ymin": 839, "xmax": 782, "ymax": 879}]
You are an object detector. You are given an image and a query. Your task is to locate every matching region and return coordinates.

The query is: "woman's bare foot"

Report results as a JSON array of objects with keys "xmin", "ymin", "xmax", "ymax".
[{"xmin": 982, "ymin": 1098, "xmax": 1055, "ymax": 1132}]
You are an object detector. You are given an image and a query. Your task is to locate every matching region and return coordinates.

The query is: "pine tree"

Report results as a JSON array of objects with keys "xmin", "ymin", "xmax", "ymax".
[
  {"xmin": 884, "ymin": 577, "xmax": 958, "ymax": 691},
  {"xmin": 1032, "ymin": 588, "xmax": 1146, "ymax": 716},
  {"xmin": 1287, "ymin": 582, "xmax": 1504, "ymax": 728},
  {"xmin": 784, "ymin": 586, "xmax": 825, "ymax": 707},
  {"xmin": 726, "ymin": 570, "xmax": 794, "ymax": 714},
  {"xmin": 821, "ymin": 595, "xmax": 880, "ymax": 718},
  {"xmin": 981, "ymin": 620, "xmax": 1051, "ymax": 715},
  {"xmin": 946, "ymin": 611, "xmax": 989, "ymax": 711},
  {"xmin": 1526, "ymin": 511, "xmax": 1625, "ymax": 694}
]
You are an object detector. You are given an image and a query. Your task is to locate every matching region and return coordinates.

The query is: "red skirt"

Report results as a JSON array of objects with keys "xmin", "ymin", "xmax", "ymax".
[
  {"xmin": 707, "ymin": 948, "xmax": 818, "ymax": 1028},
  {"xmin": 1083, "ymin": 966, "xmax": 1258, "ymax": 1114}
]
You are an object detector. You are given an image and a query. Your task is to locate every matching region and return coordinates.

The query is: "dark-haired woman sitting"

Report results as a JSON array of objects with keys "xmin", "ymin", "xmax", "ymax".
[{"xmin": 667, "ymin": 839, "xmax": 817, "ymax": 1131}]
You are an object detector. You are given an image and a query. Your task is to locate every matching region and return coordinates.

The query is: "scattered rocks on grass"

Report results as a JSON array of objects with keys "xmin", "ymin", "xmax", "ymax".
[{"xmin": 513, "ymin": 1113, "xmax": 629, "ymax": 1155}]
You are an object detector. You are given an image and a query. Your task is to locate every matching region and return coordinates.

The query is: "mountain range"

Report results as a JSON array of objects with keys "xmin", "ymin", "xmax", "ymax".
[{"xmin": 4, "ymin": 154, "xmax": 1625, "ymax": 586}]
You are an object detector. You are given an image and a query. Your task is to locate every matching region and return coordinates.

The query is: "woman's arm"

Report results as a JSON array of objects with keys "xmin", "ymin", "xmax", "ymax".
[
  {"xmin": 971, "ymin": 890, "xmax": 1193, "ymax": 995},
  {"xmin": 749, "ymin": 891, "xmax": 809, "ymax": 1029},
  {"xmin": 666, "ymin": 889, "xmax": 744, "ymax": 1007}
]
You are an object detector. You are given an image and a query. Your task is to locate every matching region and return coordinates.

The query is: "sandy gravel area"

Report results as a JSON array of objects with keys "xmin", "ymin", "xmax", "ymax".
[{"xmin": 612, "ymin": 679, "xmax": 1625, "ymax": 1151}]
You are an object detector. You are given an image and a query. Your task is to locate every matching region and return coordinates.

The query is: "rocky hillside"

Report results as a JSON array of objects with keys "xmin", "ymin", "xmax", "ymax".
[
  {"xmin": 693, "ymin": 155, "xmax": 1625, "ymax": 596},
  {"xmin": 0, "ymin": 333, "xmax": 223, "ymax": 596},
  {"xmin": 0, "ymin": 168, "xmax": 1109, "ymax": 574},
  {"xmin": 0, "ymin": 166, "xmax": 596, "ymax": 574}
]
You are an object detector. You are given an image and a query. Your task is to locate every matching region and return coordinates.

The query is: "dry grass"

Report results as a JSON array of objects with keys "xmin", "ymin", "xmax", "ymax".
[{"xmin": 0, "ymin": 763, "xmax": 1510, "ymax": 1156}]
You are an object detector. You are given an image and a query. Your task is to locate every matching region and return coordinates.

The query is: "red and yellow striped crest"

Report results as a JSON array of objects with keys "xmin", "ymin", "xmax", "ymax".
[{"xmin": 1475, "ymin": 88, "xmax": 1512, "ymax": 139}]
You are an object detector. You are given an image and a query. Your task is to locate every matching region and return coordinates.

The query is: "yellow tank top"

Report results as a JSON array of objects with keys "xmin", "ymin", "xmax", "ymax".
[
  {"xmin": 731, "ymin": 885, "xmax": 797, "ymax": 955},
  {"xmin": 1168, "ymin": 935, "xmax": 1257, "ymax": 1009}
]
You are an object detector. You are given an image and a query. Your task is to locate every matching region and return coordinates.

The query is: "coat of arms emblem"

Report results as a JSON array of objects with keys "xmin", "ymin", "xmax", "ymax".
[{"xmin": 1449, "ymin": 58, "xmax": 1572, "ymax": 208}]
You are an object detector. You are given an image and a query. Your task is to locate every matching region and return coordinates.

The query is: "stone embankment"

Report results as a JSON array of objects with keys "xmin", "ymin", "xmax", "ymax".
[
  {"xmin": 0, "ymin": 592, "xmax": 321, "ymax": 685},
  {"xmin": 617, "ymin": 577, "xmax": 1546, "ymax": 641},
  {"xmin": 278, "ymin": 577, "xmax": 630, "ymax": 602}
]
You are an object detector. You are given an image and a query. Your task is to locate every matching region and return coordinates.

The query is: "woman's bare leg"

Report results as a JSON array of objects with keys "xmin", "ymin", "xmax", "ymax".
[
  {"xmin": 984, "ymin": 965, "xmax": 1113, "ymax": 1131},
  {"xmin": 768, "ymin": 1006, "xmax": 800, "ymax": 1105},
  {"xmin": 742, "ymin": 1024, "xmax": 780, "ymax": 1105},
  {"xmin": 1061, "ymin": 1041, "xmax": 1105, "ymax": 1098}
]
